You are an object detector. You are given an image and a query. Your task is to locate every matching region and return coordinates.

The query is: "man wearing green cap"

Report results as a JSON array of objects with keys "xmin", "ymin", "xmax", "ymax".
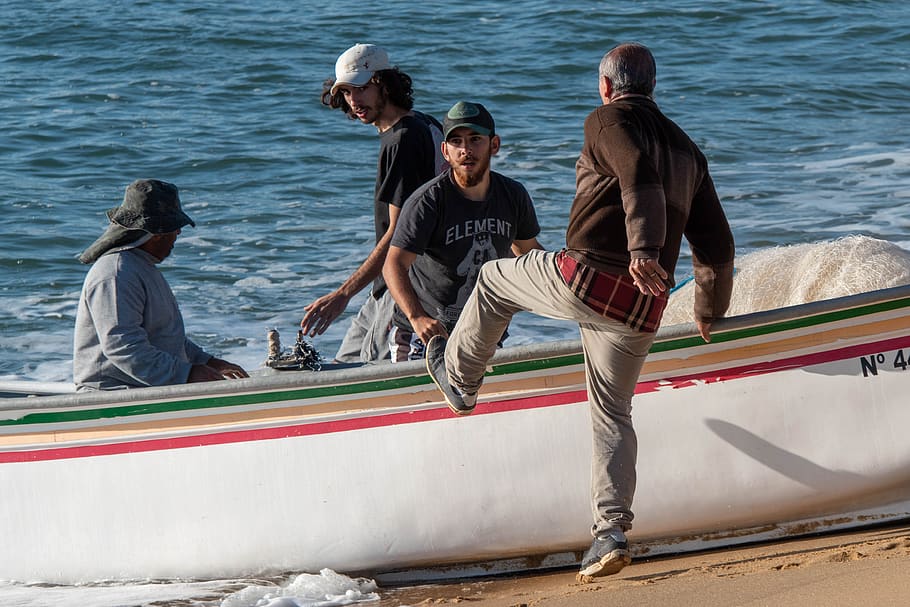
[
  {"xmin": 74, "ymin": 179, "xmax": 248, "ymax": 390},
  {"xmin": 382, "ymin": 101, "xmax": 542, "ymax": 362}
]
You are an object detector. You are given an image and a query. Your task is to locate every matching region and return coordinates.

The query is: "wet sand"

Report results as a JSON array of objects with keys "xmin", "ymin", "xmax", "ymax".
[{"xmin": 377, "ymin": 521, "xmax": 910, "ymax": 606}]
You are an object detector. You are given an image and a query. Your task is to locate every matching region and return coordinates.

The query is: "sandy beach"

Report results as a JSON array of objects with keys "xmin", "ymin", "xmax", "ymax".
[{"xmin": 377, "ymin": 520, "xmax": 910, "ymax": 606}]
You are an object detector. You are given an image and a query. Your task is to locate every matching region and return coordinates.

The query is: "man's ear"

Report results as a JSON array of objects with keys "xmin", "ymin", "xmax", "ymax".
[
  {"xmin": 599, "ymin": 75, "xmax": 613, "ymax": 103},
  {"xmin": 490, "ymin": 134, "xmax": 501, "ymax": 156}
]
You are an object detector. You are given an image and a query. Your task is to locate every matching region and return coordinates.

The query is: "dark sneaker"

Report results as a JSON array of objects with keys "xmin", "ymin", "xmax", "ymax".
[
  {"xmin": 576, "ymin": 534, "xmax": 631, "ymax": 582},
  {"xmin": 425, "ymin": 335, "xmax": 476, "ymax": 416}
]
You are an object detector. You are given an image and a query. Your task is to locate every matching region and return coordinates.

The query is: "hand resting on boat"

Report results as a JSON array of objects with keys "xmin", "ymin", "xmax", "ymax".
[{"xmin": 189, "ymin": 357, "xmax": 249, "ymax": 382}]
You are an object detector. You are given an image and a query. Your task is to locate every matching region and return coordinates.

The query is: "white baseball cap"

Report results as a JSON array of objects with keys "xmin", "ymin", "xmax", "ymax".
[{"xmin": 330, "ymin": 44, "xmax": 391, "ymax": 95}]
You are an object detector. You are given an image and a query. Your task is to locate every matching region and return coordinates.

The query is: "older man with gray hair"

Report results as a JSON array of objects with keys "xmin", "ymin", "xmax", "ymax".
[{"xmin": 426, "ymin": 42, "xmax": 735, "ymax": 581}]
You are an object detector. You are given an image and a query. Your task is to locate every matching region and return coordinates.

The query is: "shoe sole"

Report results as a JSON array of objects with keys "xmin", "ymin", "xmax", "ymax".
[
  {"xmin": 575, "ymin": 549, "xmax": 631, "ymax": 582},
  {"xmin": 426, "ymin": 368, "xmax": 474, "ymax": 416},
  {"xmin": 425, "ymin": 337, "xmax": 474, "ymax": 416}
]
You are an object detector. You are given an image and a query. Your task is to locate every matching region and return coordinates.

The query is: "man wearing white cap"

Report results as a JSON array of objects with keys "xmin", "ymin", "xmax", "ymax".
[
  {"xmin": 74, "ymin": 179, "xmax": 249, "ymax": 390},
  {"xmin": 301, "ymin": 43, "xmax": 445, "ymax": 363}
]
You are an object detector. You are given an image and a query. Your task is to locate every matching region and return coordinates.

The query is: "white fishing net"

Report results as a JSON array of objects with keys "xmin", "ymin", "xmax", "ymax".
[{"xmin": 662, "ymin": 235, "xmax": 910, "ymax": 326}]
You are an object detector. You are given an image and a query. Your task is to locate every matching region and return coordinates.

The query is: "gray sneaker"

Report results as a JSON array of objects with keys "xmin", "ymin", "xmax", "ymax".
[
  {"xmin": 576, "ymin": 534, "xmax": 631, "ymax": 582},
  {"xmin": 425, "ymin": 335, "xmax": 476, "ymax": 416}
]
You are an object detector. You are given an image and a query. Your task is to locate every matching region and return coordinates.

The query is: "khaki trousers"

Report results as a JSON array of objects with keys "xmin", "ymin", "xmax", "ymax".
[{"xmin": 446, "ymin": 250, "xmax": 656, "ymax": 535}]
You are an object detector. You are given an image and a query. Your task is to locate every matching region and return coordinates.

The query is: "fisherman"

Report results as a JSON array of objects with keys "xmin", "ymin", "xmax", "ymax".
[
  {"xmin": 300, "ymin": 43, "xmax": 445, "ymax": 363},
  {"xmin": 383, "ymin": 101, "xmax": 542, "ymax": 361},
  {"xmin": 73, "ymin": 179, "xmax": 248, "ymax": 390},
  {"xmin": 425, "ymin": 43, "xmax": 735, "ymax": 580}
]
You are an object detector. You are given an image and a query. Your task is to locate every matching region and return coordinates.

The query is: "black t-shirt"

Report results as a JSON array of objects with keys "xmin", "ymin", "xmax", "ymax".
[
  {"xmin": 372, "ymin": 111, "xmax": 443, "ymax": 296},
  {"xmin": 390, "ymin": 170, "xmax": 540, "ymax": 331}
]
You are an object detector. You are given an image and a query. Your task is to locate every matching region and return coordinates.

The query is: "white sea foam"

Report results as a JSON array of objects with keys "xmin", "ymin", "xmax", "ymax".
[
  {"xmin": 663, "ymin": 235, "xmax": 910, "ymax": 326},
  {"xmin": 0, "ymin": 570, "xmax": 378, "ymax": 607},
  {"xmin": 799, "ymin": 147, "xmax": 910, "ymax": 171},
  {"xmin": 220, "ymin": 569, "xmax": 379, "ymax": 607},
  {"xmin": 234, "ymin": 276, "xmax": 277, "ymax": 289}
]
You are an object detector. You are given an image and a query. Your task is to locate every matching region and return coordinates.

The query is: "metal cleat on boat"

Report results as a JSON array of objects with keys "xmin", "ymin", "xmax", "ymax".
[{"xmin": 265, "ymin": 328, "xmax": 323, "ymax": 371}]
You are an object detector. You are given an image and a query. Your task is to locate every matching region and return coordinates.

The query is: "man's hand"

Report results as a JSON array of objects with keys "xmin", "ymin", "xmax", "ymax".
[
  {"xmin": 188, "ymin": 364, "xmax": 224, "ymax": 383},
  {"xmin": 301, "ymin": 290, "xmax": 352, "ymax": 336},
  {"xmin": 629, "ymin": 258, "xmax": 668, "ymax": 296},
  {"xmin": 188, "ymin": 358, "xmax": 249, "ymax": 383},
  {"xmin": 410, "ymin": 315, "xmax": 449, "ymax": 345},
  {"xmin": 207, "ymin": 357, "xmax": 249, "ymax": 379},
  {"xmin": 695, "ymin": 319, "xmax": 712, "ymax": 343}
]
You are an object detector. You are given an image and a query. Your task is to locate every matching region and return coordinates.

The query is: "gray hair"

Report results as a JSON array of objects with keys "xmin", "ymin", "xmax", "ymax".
[{"xmin": 598, "ymin": 42, "xmax": 656, "ymax": 98}]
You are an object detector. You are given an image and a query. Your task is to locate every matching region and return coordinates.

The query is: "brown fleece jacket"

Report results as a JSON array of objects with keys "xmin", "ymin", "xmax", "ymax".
[{"xmin": 565, "ymin": 94, "xmax": 735, "ymax": 323}]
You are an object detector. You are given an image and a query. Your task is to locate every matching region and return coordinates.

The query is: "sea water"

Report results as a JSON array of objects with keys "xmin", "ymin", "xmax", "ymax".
[{"xmin": 1, "ymin": 0, "xmax": 909, "ymax": 604}]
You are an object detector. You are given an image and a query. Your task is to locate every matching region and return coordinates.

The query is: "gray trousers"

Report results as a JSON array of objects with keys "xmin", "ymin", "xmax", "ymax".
[
  {"xmin": 334, "ymin": 289, "xmax": 395, "ymax": 363},
  {"xmin": 445, "ymin": 250, "xmax": 656, "ymax": 536}
]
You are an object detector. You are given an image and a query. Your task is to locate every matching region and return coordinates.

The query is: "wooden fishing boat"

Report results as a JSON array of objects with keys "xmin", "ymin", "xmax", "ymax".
[{"xmin": 2, "ymin": 284, "xmax": 909, "ymax": 584}]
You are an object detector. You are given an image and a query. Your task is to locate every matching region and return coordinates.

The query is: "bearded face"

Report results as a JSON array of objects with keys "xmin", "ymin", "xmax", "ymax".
[{"xmin": 443, "ymin": 128, "xmax": 500, "ymax": 190}]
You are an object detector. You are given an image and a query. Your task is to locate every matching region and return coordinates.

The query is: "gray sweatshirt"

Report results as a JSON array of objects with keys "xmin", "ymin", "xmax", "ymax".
[{"xmin": 73, "ymin": 248, "xmax": 211, "ymax": 390}]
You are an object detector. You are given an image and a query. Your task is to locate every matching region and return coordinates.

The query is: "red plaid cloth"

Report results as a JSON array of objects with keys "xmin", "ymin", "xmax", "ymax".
[{"xmin": 556, "ymin": 250, "xmax": 667, "ymax": 333}]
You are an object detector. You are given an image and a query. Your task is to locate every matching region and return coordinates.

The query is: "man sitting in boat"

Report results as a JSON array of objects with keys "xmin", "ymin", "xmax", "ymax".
[
  {"xmin": 73, "ymin": 179, "xmax": 248, "ymax": 390},
  {"xmin": 382, "ymin": 101, "xmax": 543, "ymax": 362}
]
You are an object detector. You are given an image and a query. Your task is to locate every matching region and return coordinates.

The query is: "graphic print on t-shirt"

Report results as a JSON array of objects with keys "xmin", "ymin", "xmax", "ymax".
[
  {"xmin": 453, "ymin": 232, "xmax": 498, "ymax": 317},
  {"xmin": 390, "ymin": 171, "xmax": 541, "ymax": 333}
]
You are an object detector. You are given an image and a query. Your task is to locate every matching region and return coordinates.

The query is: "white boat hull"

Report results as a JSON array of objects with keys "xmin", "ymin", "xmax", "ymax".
[{"xmin": 2, "ymin": 285, "xmax": 909, "ymax": 583}]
